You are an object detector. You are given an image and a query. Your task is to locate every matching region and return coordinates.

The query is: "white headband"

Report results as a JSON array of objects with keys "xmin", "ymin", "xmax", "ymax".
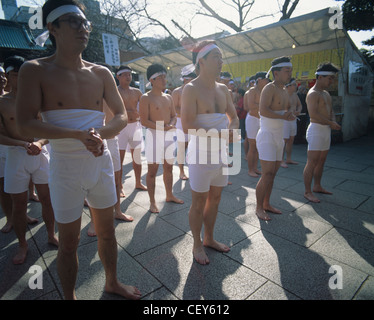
[
  {"xmin": 35, "ymin": 5, "xmax": 86, "ymax": 47},
  {"xmin": 149, "ymin": 71, "xmax": 166, "ymax": 81},
  {"xmin": 117, "ymin": 68, "xmax": 132, "ymax": 76},
  {"xmin": 286, "ymin": 79, "xmax": 297, "ymax": 87},
  {"xmin": 195, "ymin": 44, "xmax": 219, "ymax": 67},
  {"xmin": 146, "ymin": 71, "xmax": 166, "ymax": 88},
  {"xmin": 5, "ymin": 66, "xmax": 14, "ymax": 73},
  {"xmin": 46, "ymin": 5, "xmax": 85, "ymax": 24},
  {"xmin": 266, "ymin": 62, "xmax": 293, "ymax": 78},
  {"xmin": 181, "ymin": 64, "xmax": 195, "ymax": 77},
  {"xmin": 315, "ymin": 71, "xmax": 337, "ymax": 76}
]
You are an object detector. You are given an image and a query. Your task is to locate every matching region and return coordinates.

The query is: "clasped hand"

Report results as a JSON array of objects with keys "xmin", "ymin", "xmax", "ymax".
[{"xmin": 82, "ymin": 128, "xmax": 104, "ymax": 157}]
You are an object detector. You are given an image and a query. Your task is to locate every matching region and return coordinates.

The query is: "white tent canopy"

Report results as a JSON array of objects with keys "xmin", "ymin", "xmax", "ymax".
[{"xmin": 124, "ymin": 8, "xmax": 346, "ymax": 73}]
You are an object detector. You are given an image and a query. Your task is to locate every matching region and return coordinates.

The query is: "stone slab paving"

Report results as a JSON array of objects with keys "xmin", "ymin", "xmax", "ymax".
[{"xmin": 1, "ymin": 132, "xmax": 374, "ymax": 301}]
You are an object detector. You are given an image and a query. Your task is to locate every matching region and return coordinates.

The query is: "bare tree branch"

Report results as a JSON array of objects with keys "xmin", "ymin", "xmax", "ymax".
[
  {"xmin": 197, "ymin": 0, "xmax": 242, "ymax": 32},
  {"xmin": 279, "ymin": 0, "xmax": 299, "ymax": 21},
  {"xmin": 171, "ymin": 19, "xmax": 197, "ymax": 43}
]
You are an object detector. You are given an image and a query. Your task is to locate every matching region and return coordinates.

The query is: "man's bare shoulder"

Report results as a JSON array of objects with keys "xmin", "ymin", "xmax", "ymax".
[
  {"xmin": 19, "ymin": 58, "xmax": 49, "ymax": 74},
  {"xmin": 182, "ymin": 81, "xmax": 197, "ymax": 94},
  {"xmin": 140, "ymin": 91, "xmax": 150, "ymax": 98},
  {"xmin": 132, "ymin": 87, "xmax": 143, "ymax": 96},
  {"xmin": 216, "ymin": 81, "xmax": 227, "ymax": 89},
  {"xmin": 307, "ymin": 89, "xmax": 322, "ymax": 99},
  {"xmin": 261, "ymin": 82, "xmax": 276, "ymax": 94},
  {"xmin": 173, "ymin": 85, "xmax": 183, "ymax": 93},
  {"xmin": 87, "ymin": 62, "xmax": 113, "ymax": 78},
  {"xmin": 247, "ymin": 86, "xmax": 258, "ymax": 96},
  {"xmin": 172, "ymin": 85, "xmax": 183, "ymax": 95},
  {"xmin": 162, "ymin": 92, "xmax": 174, "ymax": 103}
]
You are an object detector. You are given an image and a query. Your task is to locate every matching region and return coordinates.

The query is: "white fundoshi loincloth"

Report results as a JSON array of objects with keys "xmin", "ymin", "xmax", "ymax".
[
  {"xmin": 41, "ymin": 109, "xmax": 117, "ymax": 224},
  {"xmin": 306, "ymin": 122, "xmax": 331, "ymax": 151},
  {"xmin": 187, "ymin": 113, "xmax": 229, "ymax": 193},
  {"xmin": 256, "ymin": 110, "xmax": 285, "ymax": 162}
]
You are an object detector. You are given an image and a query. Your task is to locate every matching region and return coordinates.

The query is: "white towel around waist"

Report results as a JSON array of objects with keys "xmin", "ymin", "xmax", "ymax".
[
  {"xmin": 259, "ymin": 110, "xmax": 285, "ymax": 132},
  {"xmin": 187, "ymin": 113, "xmax": 229, "ymax": 164},
  {"xmin": 41, "ymin": 109, "xmax": 105, "ymax": 156}
]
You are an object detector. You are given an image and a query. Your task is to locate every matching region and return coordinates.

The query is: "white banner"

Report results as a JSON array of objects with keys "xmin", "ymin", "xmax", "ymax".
[{"xmin": 102, "ymin": 33, "xmax": 120, "ymax": 67}]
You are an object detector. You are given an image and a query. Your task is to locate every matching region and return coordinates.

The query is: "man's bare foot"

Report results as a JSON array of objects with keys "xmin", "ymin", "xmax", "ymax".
[
  {"xmin": 304, "ymin": 192, "xmax": 320, "ymax": 203},
  {"xmin": 286, "ymin": 160, "xmax": 298, "ymax": 165},
  {"xmin": 166, "ymin": 196, "xmax": 184, "ymax": 204},
  {"xmin": 149, "ymin": 203, "xmax": 160, "ymax": 213},
  {"xmin": 26, "ymin": 215, "xmax": 39, "ymax": 224},
  {"xmin": 204, "ymin": 239, "xmax": 230, "ymax": 253},
  {"xmin": 256, "ymin": 209, "xmax": 271, "ymax": 221},
  {"xmin": 193, "ymin": 246, "xmax": 210, "ymax": 265},
  {"xmin": 120, "ymin": 189, "xmax": 126, "ymax": 197},
  {"xmin": 248, "ymin": 171, "xmax": 260, "ymax": 178},
  {"xmin": 1, "ymin": 221, "xmax": 12, "ymax": 233},
  {"xmin": 313, "ymin": 187, "xmax": 333, "ymax": 195},
  {"xmin": 255, "ymin": 170, "xmax": 262, "ymax": 175},
  {"xmin": 264, "ymin": 205, "xmax": 282, "ymax": 214},
  {"xmin": 87, "ymin": 223, "xmax": 96, "ymax": 237},
  {"xmin": 179, "ymin": 174, "xmax": 189, "ymax": 180},
  {"xmin": 135, "ymin": 183, "xmax": 147, "ymax": 191},
  {"xmin": 280, "ymin": 162, "xmax": 288, "ymax": 168},
  {"xmin": 12, "ymin": 245, "xmax": 28, "ymax": 265},
  {"xmin": 105, "ymin": 282, "xmax": 141, "ymax": 300},
  {"xmin": 115, "ymin": 212, "xmax": 134, "ymax": 222},
  {"xmin": 48, "ymin": 235, "xmax": 59, "ymax": 247}
]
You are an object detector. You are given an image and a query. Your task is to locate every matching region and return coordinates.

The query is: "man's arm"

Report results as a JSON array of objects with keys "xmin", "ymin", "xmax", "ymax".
[
  {"xmin": 180, "ymin": 83, "xmax": 198, "ymax": 134},
  {"xmin": 247, "ymin": 89, "xmax": 259, "ymax": 115},
  {"xmin": 98, "ymin": 67, "xmax": 127, "ymax": 139},
  {"xmin": 224, "ymin": 86, "xmax": 239, "ymax": 131},
  {"xmin": 224, "ymin": 86, "xmax": 239, "ymax": 142},
  {"xmin": 243, "ymin": 91, "xmax": 250, "ymax": 112},
  {"xmin": 166, "ymin": 95, "xmax": 177, "ymax": 130},
  {"xmin": 295, "ymin": 94, "xmax": 302, "ymax": 115}
]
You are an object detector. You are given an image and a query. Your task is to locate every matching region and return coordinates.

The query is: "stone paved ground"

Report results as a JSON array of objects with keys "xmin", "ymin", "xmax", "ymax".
[{"xmin": 1, "ymin": 132, "xmax": 373, "ymax": 301}]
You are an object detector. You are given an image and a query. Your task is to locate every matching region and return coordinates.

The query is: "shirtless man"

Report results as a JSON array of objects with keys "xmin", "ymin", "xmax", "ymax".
[
  {"xmin": 181, "ymin": 40, "xmax": 239, "ymax": 265},
  {"xmin": 87, "ymin": 65, "xmax": 135, "ymax": 237},
  {"xmin": 139, "ymin": 63, "xmax": 184, "ymax": 213},
  {"xmin": 303, "ymin": 63, "xmax": 341, "ymax": 203},
  {"xmin": 244, "ymin": 71, "xmax": 269, "ymax": 177},
  {"xmin": 0, "ymin": 55, "xmax": 58, "ymax": 264},
  {"xmin": 0, "ymin": 65, "xmax": 13, "ymax": 233},
  {"xmin": 281, "ymin": 78, "xmax": 302, "ymax": 168},
  {"xmin": 172, "ymin": 67, "xmax": 196, "ymax": 180},
  {"xmin": 16, "ymin": 0, "xmax": 140, "ymax": 300},
  {"xmin": 116, "ymin": 65, "xmax": 147, "ymax": 196},
  {"xmin": 255, "ymin": 56, "xmax": 295, "ymax": 221}
]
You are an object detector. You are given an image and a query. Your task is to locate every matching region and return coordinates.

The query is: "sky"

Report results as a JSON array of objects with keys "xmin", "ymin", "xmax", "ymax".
[{"xmin": 8, "ymin": 0, "xmax": 374, "ymax": 50}]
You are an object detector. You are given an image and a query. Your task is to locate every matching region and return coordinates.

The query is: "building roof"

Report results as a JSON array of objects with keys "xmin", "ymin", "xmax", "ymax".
[
  {"xmin": 124, "ymin": 8, "xmax": 347, "ymax": 73},
  {"xmin": 0, "ymin": 19, "xmax": 45, "ymax": 50}
]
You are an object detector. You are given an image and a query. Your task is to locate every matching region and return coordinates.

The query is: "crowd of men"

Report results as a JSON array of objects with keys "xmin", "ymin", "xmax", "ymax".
[{"xmin": 0, "ymin": 0, "xmax": 341, "ymax": 300}]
